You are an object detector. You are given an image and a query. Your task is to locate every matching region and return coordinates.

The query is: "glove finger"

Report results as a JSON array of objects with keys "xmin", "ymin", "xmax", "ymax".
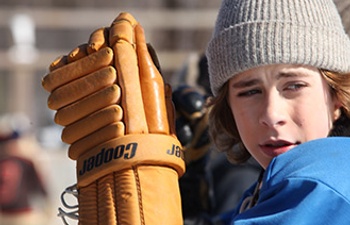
[
  {"xmin": 112, "ymin": 17, "xmax": 148, "ymax": 135},
  {"xmin": 67, "ymin": 43, "xmax": 89, "ymax": 63},
  {"xmin": 48, "ymin": 66, "xmax": 116, "ymax": 110},
  {"xmin": 69, "ymin": 122, "xmax": 125, "ymax": 160},
  {"xmin": 87, "ymin": 27, "xmax": 109, "ymax": 54},
  {"xmin": 62, "ymin": 105, "xmax": 123, "ymax": 144},
  {"xmin": 42, "ymin": 47, "xmax": 113, "ymax": 92},
  {"xmin": 109, "ymin": 12, "xmax": 138, "ymax": 46},
  {"xmin": 135, "ymin": 24, "xmax": 168, "ymax": 134},
  {"xmin": 55, "ymin": 84, "xmax": 121, "ymax": 126},
  {"xmin": 49, "ymin": 55, "xmax": 68, "ymax": 72}
]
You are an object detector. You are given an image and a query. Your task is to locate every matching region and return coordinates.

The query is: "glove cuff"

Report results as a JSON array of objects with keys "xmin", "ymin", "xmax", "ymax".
[{"xmin": 76, "ymin": 134, "xmax": 185, "ymax": 187}]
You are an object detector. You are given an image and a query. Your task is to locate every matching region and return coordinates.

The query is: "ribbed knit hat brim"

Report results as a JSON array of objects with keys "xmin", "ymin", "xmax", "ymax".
[{"xmin": 207, "ymin": 0, "xmax": 350, "ymax": 96}]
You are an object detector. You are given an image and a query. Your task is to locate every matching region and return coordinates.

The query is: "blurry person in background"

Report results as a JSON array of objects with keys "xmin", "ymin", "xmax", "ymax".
[{"xmin": 0, "ymin": 113, "xmax": 49, "ymax": 225}]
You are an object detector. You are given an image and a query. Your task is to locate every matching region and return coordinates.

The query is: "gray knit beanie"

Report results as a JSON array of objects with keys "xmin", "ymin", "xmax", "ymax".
[{"xmin": 207, "ymin": 0, "xmax": 350, "ymax": 96}]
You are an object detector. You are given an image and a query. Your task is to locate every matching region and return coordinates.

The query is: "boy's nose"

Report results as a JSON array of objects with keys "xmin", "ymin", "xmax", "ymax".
[{"xmin": 258, "ymin": 92, "xmax": 287, "ymax": 128}]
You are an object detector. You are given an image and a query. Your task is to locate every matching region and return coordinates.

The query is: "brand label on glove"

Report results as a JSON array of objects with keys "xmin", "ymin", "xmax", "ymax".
[
  {"xmin": 166, "ymin": 144, "xmax": 182, "ymax": 157},
  {"xmin": 76, "ymin": 134, "xmax": 186, "ymax": 187},
  {"xmin": 79, "ymin": 142, "xmax": 137, "ymax": 176}
]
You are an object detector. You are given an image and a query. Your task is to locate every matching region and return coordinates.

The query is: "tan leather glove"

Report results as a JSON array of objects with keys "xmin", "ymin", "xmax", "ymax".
[{"xmin": 42, "ymin": 12, "xmax": 185, "ymax": 225}]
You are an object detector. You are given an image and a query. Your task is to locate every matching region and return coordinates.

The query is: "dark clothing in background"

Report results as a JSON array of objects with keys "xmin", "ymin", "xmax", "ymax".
[{"xmin": 180, "ymin": 149, "xmax": 261, "ymax": 225}]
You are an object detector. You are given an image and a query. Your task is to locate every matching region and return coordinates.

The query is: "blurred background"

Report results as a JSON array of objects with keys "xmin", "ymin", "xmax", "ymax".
[
  {"xmin": 0, "ymin": 0, "xmax": 221, "ymax": 224},
  {"xmin": 1, "ymin": 0, "xmax": 349, "ymax": 225}
]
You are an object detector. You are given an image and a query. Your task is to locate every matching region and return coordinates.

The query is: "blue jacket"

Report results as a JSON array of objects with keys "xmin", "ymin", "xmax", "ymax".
[{"xmin": 219, "ymin": 137, "xmax": 350, "ymax": 225}]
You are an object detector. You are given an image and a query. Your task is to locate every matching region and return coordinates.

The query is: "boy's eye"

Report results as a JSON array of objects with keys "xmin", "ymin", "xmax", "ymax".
[
  {"xmin": 285, "ymin": 83, "xmax": 307, "ymax": 91},
  {"xmin": 237, "ymin": 89, "xmax": 261, "ymax": 97}
]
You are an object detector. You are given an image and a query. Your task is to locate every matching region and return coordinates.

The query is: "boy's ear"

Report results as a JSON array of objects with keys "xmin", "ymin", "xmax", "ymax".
[
  {"xmin": 332, "ymin": 98, "xmax": 342, "ymax": 121},
  {"xmin": 329, "ymin": 109, "xmax": 350, "ymax": 137},
  {"xmin": 333, "ymin": 108, "xmax": 341, "ymax": 121}
]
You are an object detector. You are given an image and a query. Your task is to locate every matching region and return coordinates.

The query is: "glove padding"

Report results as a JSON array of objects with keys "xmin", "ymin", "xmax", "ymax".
[{"xmin": 42, "ymin": 12, "xmax": 185, "ymax": 225}]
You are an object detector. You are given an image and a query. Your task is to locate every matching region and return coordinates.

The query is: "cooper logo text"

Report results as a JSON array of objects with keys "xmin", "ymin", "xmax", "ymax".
[{"xmin": 79, "ymin": 142, "xmax": 137, "ymax": 176}]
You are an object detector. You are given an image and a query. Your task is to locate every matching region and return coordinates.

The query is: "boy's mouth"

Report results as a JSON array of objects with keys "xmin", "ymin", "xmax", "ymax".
[{"xmin": 259, "ymin": 140, "xmax": 300, "ymax": 157}]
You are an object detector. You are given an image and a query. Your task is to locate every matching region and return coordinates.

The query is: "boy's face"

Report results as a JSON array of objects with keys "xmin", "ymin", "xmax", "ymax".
[{"xmin": 228, "ymin": 64, "xmax": 340, "ymax": 169}]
